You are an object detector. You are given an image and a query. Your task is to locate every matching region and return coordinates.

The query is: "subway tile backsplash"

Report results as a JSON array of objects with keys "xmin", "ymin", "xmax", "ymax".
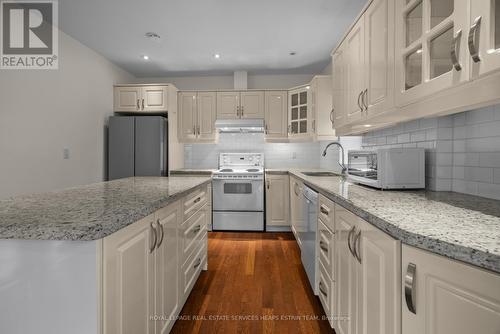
[{"xmin": 362, "ymin": 104, "xmax": 500, "ymax": 200}]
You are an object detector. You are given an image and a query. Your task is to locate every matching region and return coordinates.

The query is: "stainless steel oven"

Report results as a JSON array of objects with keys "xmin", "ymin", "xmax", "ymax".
[{"xmin": 212, "ymin": 178, "xmax": 264, "ymax": 211}]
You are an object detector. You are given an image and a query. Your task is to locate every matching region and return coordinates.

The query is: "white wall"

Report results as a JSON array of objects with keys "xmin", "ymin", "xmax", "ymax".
[
  {"xmin": 0, "ymin": 31, "xmax": 134, "ymax": 199},
  {"xmin": 136, "ymin": 73, "xmax": 314, "ymax": 90}
]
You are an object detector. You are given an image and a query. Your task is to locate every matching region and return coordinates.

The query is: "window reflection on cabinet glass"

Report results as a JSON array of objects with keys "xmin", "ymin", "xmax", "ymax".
[
  {"xmin": 300, "ymin": 91, "xmax": 307, "ymax": 104},
  {"xmin": 291, "ymin": 94, "xmax": 298, "ymax": 106},
  {"xmin": 406, "ymin": 2, "xmax": 423, "ymax": 46},
  {"xmin": 430, "ymin": 27, "xmax": 454, "ymax": 79},
  {"xmin": 405, "ymin": 48, "xmax": 422, "ymax": 90},
  {"xmin": 300, "ymin": 106, "xmax": 307, "ymax": 119},
  {"xmin": 496, "ymin": 0, "xmax": 500, "ymax": 50},
  {"xmin": 292, "ymin": 107, "xmax": 298, "ymax": 120},
  {"xmin": 430, "ymin": 0, "xmax": 453, "ymax": 28},
  {"xmin": 291, "ymin": 122, "xmax": 298, "ymax": 134},
  {"xmin": 299, "ymin": 121, "xmax": 307, "ymax": 133}
]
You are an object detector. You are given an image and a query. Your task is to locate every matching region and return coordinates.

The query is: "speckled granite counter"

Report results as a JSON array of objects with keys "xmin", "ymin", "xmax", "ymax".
[
  {"xmin": 0, "ymin": 176, "xmax": 211, "ymax": 241},
  {"xmin": 170, "ymin": 169, "xmax": 215, "ymax": 176},
  {"xmin": 275, "ymin": 169, "xmax": 500, "ymax": 273}
]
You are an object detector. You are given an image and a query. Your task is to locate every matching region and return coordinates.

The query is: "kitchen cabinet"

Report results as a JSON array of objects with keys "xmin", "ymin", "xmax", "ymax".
[
  {"xmin": 311, "ymin": 75, "xmax": 336, "ymax": 140},
  {"xmin": 402, "ymin": 245, "xmax": 500, "ymax": 334},
  {"xmin": 288, "ymin": 86, "xmax": 314, "ymax": 140},
  {"xmin": 264, "ymin": 91, "xmax": 288, "ymax": 141},
  {"xmin": 265, "ymin": 173, "xmax": 290, "ymax": 227},
  {"xmin": 331, "ymin": 48, "xmax": 347, "ymax": 128},
  {"xmin": 345, "ymin": 18, "xmax": 366, "ymax": 125},
  {"xmin": 334, "ymin": 204, "xmax": 400, "ymax": 334},
  {"xmin": 289, "ymin": 176, "xmax": 304, "ymax": 248},
  {"xmin": 216, "ymin": 91, "xmax": 264, "ymax": 119},
  {"xmin": 178, "ymin": 91, "xmax": 217, "ymax": 143},
  {"xmin": 206, "ymin": 183, "xmax": 212, "ymax": 231},
  {"xmin": 114, "ymin": 85, "xmax": 170, "ymax": 112}
]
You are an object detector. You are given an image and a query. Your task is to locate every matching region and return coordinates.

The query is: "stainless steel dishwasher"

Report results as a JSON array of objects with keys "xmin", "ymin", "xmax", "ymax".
[{"xmin": 301, "ymin": 185, "xmax": 318, "ymax": 295}]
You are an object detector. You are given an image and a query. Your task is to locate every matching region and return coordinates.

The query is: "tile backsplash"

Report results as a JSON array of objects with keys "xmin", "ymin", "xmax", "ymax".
[{"xmin": 362, "ymin": 104, "xmax": 500, "ymax": 200}]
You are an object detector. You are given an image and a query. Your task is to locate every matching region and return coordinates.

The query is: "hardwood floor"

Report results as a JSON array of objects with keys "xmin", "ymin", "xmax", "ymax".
[{"xmin": 171, "ymin": 232, "xmax": 335, "ymax": 334}]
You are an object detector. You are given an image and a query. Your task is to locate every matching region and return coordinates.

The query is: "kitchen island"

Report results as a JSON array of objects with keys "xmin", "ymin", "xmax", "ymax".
[{"xmin": 0, "ymin": 176, "xmax": 211, "ymax": 334}]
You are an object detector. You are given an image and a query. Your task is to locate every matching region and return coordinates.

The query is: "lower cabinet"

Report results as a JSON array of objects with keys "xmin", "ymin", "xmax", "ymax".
[
  {"xmin": 289, "ymin": 176, "xmax": 304, "ymax": 247},
  {"xmin": 265, "ymin": 173, "xmax": 290, "ymax": 227},
  {"xmin": 334, "ymin": 204, "xmax": 400, "ymax": 334},
  {"xmin": 402, "ymin": 245, "xmax": 500, "ymax": 334},
  {"xmin": 103, "ymin": 185, "xmax": 209, "ymax": 334}
]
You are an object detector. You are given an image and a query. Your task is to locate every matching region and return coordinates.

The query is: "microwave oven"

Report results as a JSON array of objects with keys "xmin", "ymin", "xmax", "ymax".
[{"xmin": 347, "ymin": 148, "xmax": 425, "ymax": 189}]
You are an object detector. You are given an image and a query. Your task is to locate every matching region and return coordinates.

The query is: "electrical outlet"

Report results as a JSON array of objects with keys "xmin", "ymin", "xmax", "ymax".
[{"xmin": 63, "ymin": 148, "xmax": 70, "ymax": 160}]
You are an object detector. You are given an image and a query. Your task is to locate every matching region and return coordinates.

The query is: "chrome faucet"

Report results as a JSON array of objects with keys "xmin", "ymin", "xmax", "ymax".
[{"xmin": 322, "ymin": 141, "xmax": 347, "ymax": 175}]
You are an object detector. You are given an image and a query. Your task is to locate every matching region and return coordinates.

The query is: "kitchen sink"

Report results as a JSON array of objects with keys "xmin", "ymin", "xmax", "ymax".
[{"xmin": 301, "ymin": 171, "xmax": 340, "ymax": 177}]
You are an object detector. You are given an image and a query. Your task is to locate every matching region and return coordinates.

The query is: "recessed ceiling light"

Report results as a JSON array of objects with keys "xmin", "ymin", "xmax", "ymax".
[
  {"xmin": 306, "ymin": 86, "xmax": 310, "ymax": 90},
  {"xmin": 289, "ymin": 51, "xmax": 297, "ymax": 56},
  {"xmin": 416, "ymin": 49, "xmax": 422, "ymax": 54},
  {"xmin": 214, "ymin": 54, "xmax": 221, "ymax": 59},
  {"xmin": 364, "ymin": 124, "xmax": 372, "ymax": 128},
  {"xmin": 142, "ymin": 55, "xmax": 149, "ymax": 60},
  {"xmin": 145, "ymin": 32, "xmax": 161, "ymax": 41}
]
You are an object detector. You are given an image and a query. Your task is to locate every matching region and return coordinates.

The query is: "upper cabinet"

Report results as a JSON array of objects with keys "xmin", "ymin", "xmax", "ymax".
[
  {"xmin": 288, "ymin": 86, "xmax": 314, "ymax": 139},
  {"xmin": 178, "ymin": 91, "xmax": 217, "ymax": 143},
  {"xmin": 311, "ymin": 76, "xmax": 336, "ymax": 140},
  {"xmin": 264, "ymin": 91, "xmax": 288, "ymax": 141},
  {"xmin": 114, "ymin": 85, "xmax": 170, "ymax": 112},
  {"xmin": 216, "ymin": 91, "xmax": 264, "ymax": 119}
]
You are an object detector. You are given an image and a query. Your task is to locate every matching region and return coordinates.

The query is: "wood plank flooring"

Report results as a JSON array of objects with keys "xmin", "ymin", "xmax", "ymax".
[{"xmin": 171, "ymin": 232, "xmax": 335, "ymax": 334}]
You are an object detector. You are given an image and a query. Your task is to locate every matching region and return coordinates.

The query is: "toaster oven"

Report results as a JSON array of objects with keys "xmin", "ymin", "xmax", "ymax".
[{"xmin": 347, "ymin": 148, "xmax": 425, "ymax": 189}]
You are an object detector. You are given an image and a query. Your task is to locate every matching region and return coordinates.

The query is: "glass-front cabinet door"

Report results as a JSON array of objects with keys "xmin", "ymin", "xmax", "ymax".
[
  {"xmin": 395, "ymin": 0, "xmax": 470, "ymax": 106},
  {"xmin": 288, "ymin": 86, "xmax": 312, "ymax": 138},
  {"xmin": 470, "ymin": 0, "xmax": 500, "ymax": 77}
]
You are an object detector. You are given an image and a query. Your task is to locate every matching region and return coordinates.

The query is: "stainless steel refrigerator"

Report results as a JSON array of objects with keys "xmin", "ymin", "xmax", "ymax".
[{"xmin": 108, "ymin": 116, "xmax": 168, "ymax": 180}]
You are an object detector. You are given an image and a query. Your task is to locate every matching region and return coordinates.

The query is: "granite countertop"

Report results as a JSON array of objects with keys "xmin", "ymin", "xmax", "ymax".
[
  {"xmin": 277, "ymin": 169, "xmax": 500, "ymax": 273},
  {"xmin": 0, "ymin": 176, "xmax": 211, "ymax": 241}
]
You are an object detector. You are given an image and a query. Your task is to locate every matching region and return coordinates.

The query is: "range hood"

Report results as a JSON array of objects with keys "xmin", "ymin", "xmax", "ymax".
[{"xmin": 215, "ymin": 119, "xmax": 264, "ymax": 133}]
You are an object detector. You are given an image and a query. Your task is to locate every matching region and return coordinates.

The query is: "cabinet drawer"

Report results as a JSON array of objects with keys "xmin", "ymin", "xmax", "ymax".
[
  {"xmin": 181, "ymin": 207, "xmax": 207, "ymax": 265},
  {"xmin": 318, "ymin": 261, "xmax": 334, "ymax": 327},
  {"xmin": 319, "ymin": 194, "xmax": 335, "ymax": 231},
  {"xmin": 318, "ymin": 219, "xmax": 334, "ymax": 281},
  {"xmin": 183, "ymin": 186, "xmax": 208, "ymax": 221},
  {"xmin": 181, "ymin": 237, "xmax": 207, "ymax": 297}
]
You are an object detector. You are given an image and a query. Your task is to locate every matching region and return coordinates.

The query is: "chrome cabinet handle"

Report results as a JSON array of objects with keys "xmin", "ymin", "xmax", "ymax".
[
  {"xmin": 405, "ymin": 263, "xmax": 417, "ymax": 314},
  {"xmin": 362, "ymin": 89, "xmax": 368, "ymax": 111},
  {"xmin": 347, "ymin": 226, "xmax": 356, "ymax": 257},
  {"xmin": 194, "ymin": 196, "xmax": 201, "ymax": 204},
  {"xmin": 142, "ymin": 99, "xmax": 145, "ymax": 110},
  {"xmin": 236, "ymin": 106, "xmax": 240, "ymax": 117},
  {"xmin": 288, "ymin": 124, "xmax": 291, "ymax": 134},
  {"xmin": 156, "ymin": 219, "xmax": 164, "ymax": 249},
  {"xmin": 319, "ymin": 281, "xmax": 328, "ymax": 296},
  {"xmin": 196, "ymin": 125, "xmax": 200, "ymax": 135},
  {"xmin": 319, "ymin": 241, "xmax": 328, "ymax": 253},
  {"xmin": 264, "ymin": 124, "xmax": 268, "ymax": 135},
  {"xmin": 137, "ymin": 99, "xmax": 140, "ymax": 110},
  {"xmin": 194, "ymin": 258, "xmax": 202, "ymax": 269},
  {"xmin": 353, "ymin": 230, "xmax": 362, "ymax": 263},
  {"xmin": 193, "ymin": 225, "xmax": 201, "ymax": 233},
  {"xmin": 193, "ymin": 126, "xmax": 196, "ymax": 135},
  {"xmin": 357, "ymin": 91, "xmax": 363, "ymax": 111},
  {"xmin": 293, "ymin": 182, "xmax": 299, "ymax": 196},
  {"xmin": 320, "ymin": 205, "xmax": 329, "ymax": 216},
  {"xmin": 149, "ymin": 222, "xmax": 157, "ymax": 253},
  {"xmin": 330, "ymin": 108, "xmax": 335, "ymax": 127},
  {"xmin": 451, "ymin": 29, "xmax": 463, "ymax": 71},
  {"xmin": 468, "ymin": 16, "xmax": 482, "ymax": 63},
  {"xmin": 241, "ymin": 106, "xmax": 244, "ymax": 117},
  {"xmin": 266, "ymin": 180, "xmax": 270, "ymax": 189}
]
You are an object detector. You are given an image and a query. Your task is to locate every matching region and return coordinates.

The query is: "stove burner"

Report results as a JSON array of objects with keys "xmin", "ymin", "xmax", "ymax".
[
  {"xmin": 219, "ymin": 169, "xmax": 234, "ymax": 172},
  {"xmin": 246, "ymin": 168, "xmax": 260, "ymax": 172}
]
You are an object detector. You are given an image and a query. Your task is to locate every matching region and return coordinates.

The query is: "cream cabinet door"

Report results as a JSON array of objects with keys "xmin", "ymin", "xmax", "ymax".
[
  {"xmin": 470, "ymin": 0, "xmax": 500, "ymax": 78},
  {"xmin": 264, "ymin": 91, "xmax": 288, "ymax": 140},
  {"xmin": 335, "ymin": 205, "xmax": 359, "ymax": 334},
  {"xmin": 345, "ymin": 19, "xmax": 365, "ymax": 124},
  {"xmin": 356, "ymin": 219, "xmax": 401, "ymax": 334},
  {"xmin": 363, "ymin": 0, "xmax": 395, "ymax": 118},
  {"xmin": 289, "ymin": 177, "xmax": 303, "ymax": 246},
  {"xmin": 402, "ymin": 245, "xmax": 500, "ymax": 334},
  {"xmin": 332, "ymin": 48, "xmax": 347, "ymax": 128},
  {"xmin": 216, "ymin": 92, "xmax": 239, "ymax": 119},
  {"xmin": 155, "ymin": 203, "xmax": 181, "ymax": 334},
  {"xmin": 240, "ymin": 91, "xmax": 265, "ymax": 118},
  {"xmin": 178, "ymin": 92, "xmax": 197, "ymax": 142},
  {"xmin": 197, "ymin": 92, "xmax": 217, "ymax": 142},
  {"xmin": 265, "ymin": 174, "xmax": 290, "ymax": 226},
  {"xmin": 288, "ymin": 87, "xmax": 313, "ymax": 138},
  {"xmin": 312, "ymin": 76, "xmax": 335, "ymax": 140},
  {"xmin": 114, "ymin": 86, "xmax": 142, "ymax": 112},
  {"xmin": 103, "ymin": 214, "xmax": 156, "ymax": 334},
  {"xmin": 142, "ymin": 86, "xmax": 168, "ymax": 112}
]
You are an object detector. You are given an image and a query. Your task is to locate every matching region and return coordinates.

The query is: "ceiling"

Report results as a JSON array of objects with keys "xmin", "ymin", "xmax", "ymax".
[{"xmin": 59, "ymin": 0, "xmax": 366, "ymax": 77}]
